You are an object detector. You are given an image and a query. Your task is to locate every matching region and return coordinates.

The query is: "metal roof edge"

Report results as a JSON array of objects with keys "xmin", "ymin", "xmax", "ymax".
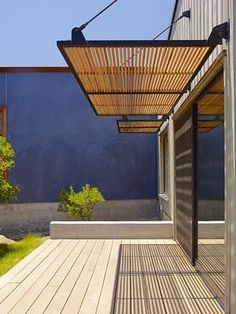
[{"xmin": 58, "ymin": 39, "xmax": 214, "ymax": 47}]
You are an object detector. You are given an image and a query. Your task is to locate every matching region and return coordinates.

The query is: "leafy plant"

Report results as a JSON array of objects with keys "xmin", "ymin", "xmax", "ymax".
[
  {"xmin": 0, "ymin": 136, "xmax": 20, "ymax": 203},
  {"xmin": 58, "ymin": 184, "xmax": 105, "ymax": 220}
]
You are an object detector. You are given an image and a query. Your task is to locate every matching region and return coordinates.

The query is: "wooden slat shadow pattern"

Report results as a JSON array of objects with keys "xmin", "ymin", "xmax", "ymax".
[
  {"xmin": 113, "ymin": 244, "xmax": 224, "ymax": 314},
  {"xmin": 197, "ymin": 240, "xmax": 225, "ymax": 303}
]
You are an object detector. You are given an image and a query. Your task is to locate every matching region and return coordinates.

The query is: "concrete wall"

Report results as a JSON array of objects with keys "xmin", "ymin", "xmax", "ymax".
[
  {"xmin": 50, "ymin": 221, "xmax": 172, "ymax": 240},
  {"xmin": 50, "ymin": 220, "xmax": 224, "ymax": 240},
  {"xmin": 0, "ymin": 71, "xmax": 157, "ymax": 202},
  {"xmin": 0, "ymin": 199, "xmax": 159, "ymax": 239}
]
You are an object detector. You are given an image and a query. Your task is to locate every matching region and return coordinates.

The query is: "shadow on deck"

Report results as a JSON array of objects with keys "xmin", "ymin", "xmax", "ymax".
[
  {"xmin": 0, "ymin": 239, "xmax": 224, "ymax": 314},
  {"xmin": 113, "ymin": 243, "xmax": 224, "ymax": 314}
]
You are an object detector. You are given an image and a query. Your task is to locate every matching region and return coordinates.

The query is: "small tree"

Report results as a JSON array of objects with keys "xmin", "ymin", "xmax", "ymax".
[
  {"xmin": 0, "ymin": 136, "xmax": 20, "ymax": 203},
  {"xmin": 58, "ymin": 184, "xmax": 105, "ymax": 220}
]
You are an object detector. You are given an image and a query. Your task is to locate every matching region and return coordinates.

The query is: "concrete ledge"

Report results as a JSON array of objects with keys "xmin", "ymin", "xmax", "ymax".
[
  {"xmin": 198, "ymin": 221, "xmax": 225, "ymax": 239},
  {"xmin": 50, "ymin": 221, "xmax": 225, "ymax": 239},
  {"xmin": 50, "ymin": 221, "xmax": 173, "ymax": 239},
  {"xmin": 0, "ymin": 199, "xmax": 158, "ymax": 239}
]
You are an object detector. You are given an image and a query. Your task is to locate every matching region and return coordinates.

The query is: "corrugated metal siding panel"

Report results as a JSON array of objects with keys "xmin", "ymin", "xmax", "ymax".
[{"xmin": 170, "ymin": 0, "xmax": 228, "ymax": 91}]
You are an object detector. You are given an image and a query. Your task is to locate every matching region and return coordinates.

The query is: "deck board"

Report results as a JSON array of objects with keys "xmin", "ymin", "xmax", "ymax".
[
  {"xmin": 27, "ymin": 240, "xmax": 87, "ymax": 314},
  {"xmin": 0, "ymin": 239, "xmax": 224, "ymax": 314},
  {"xmin": 44, "ymin": 240, "xmax": 95, "ymax": 314}
]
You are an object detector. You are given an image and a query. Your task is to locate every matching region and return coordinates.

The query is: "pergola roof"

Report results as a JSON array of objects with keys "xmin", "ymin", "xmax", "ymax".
[
  {"xmin": 117, "ymin": 119, "xmax": 162, "ymax": 133},
  {"xmin": 197, "ymin": 71, "xmax": 224, "ymax": 116},
  {"xmin": 198, "ymin": 120, "xmax": 223, "ymax": 133},
  {"xmin": 58, "ymin": 37, "xmax": 216, "ymax": 116}
]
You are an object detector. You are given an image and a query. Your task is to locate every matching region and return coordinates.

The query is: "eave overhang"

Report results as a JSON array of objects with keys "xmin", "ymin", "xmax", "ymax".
[
  {"xmin": 57, "ymin": 23, "xmax": 228, "ymax": 121},
  {"xmin": 117, "ymin": 119, "xmax": 162, "ymax": 133},
  {"xmin": 58, "ymin": 35, "xmax": 217, "ymax": 118}
]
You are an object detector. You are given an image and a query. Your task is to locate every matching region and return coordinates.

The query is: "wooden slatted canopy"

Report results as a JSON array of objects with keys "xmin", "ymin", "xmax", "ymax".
[
  {"xmin": 198, "ymin": 120, "xmax": 223, "ymax": 133},
  {"xmin": 58, "ymin": 36, "xmax": 216, "ymax": 116},
  {"xmin": 197, "ymin": 71, "xmax": 224, "ymax": 116},
  {"xmin": 117, "ymin": 120, "xmax": 162, "ymax": 133}
]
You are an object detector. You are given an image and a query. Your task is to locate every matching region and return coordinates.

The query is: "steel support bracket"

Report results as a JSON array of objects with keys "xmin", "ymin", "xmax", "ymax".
[
  {"xmin": 72, "ymin": 28, "xmax": 87, "ymax": 44},
  {"xmin": 207, "ymin": 22, "xmax": 230, "ymax": 45}
]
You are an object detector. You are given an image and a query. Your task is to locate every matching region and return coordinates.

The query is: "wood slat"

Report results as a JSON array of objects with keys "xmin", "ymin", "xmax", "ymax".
[
  {"xmin": 198, "ymin": 120, "xmax": 223, "ymax": 133},
  {"xmin": 26, "ymin": 240, "xmax": 88, "ymax": 314},
  {"xmin": 44, "ymin": 240, "xmax": 96, "ymax": 314},
  {"xmin": 197, "ymin": 72, "xmax": 224, "ymax": 117},
  {"xmin": 10, "ymin": 240, "xmax": 79, "ymax": 314},
  {"xmin": 119, "ymin": 127, "xmax": 158, "ymax": 133},
  {"xmin": 79, "ymin": 240, "xmax": 113, "ymax": 314},
  {"xmin": 0, "ymin": 240, "xmax": 68, "ymax": 313},
  {"xmin": 96, "ymin": 240, "xmax": 121, "ymax": 314},
  {"xmin": 59, "ymin": 44, "xmax": 213, "ymax": 116},
  {"xmin": 0, "ymin": 240, "xmax": 224, "ymax": 314},
  {"xmin": 118, "ymin": 120, "xmax": 162, "ymax": 128},
  {"xmin": 60, "ymin": 240, "xmax": 105, "ymax": 314},
  {"xmin": 0, "ymin": 239, "xmax": 56, "ymax": 290},
  {"xmin": 118, "ymin": 120, "xmax": 161, "ymax": 133}
]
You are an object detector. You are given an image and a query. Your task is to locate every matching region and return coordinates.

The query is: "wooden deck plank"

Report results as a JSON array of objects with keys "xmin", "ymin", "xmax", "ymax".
[
  {"xmin": 0, "ymin": 283, "xmax": 19, "ymax": 304},
  {"xmin": 96, "ymin": 240, "xmax": 121, "ymax": 314},
  {"xmin": 148, "ymin": 299, "xmax": 166, "ymax": 314},
  {"xmin": 163, "ymin": 299, "xmax": 194, "ymax": 314},
  {"xmin": 116, "ymin": 275, "xmax": 130, "ymax": 300},
  {"xmin": 143, "ymin": 274, "xmax": 162, "ymax": 298},
  {"xmin": 113, "ymin": 299, "xmax": 131, "ymax": 314},
  {"xmin": 0, "ymin": 239, "xmax": 225, "ymax": 314},
  {"xmin": 61, "ymin": 240, "xmax": 104, "ymax": 314},
  {"xmin": 44, "ymin": 240, "xmax": 96, "ymax": 314},
  {"xmin": 180, "ymin": 274, "xmax": 215, "ymax": 298},
  {"xmin": 79, "ymin": 240, "xmax": 113, "ymax": 314},
  {"xmin": 194, "ymin": 299, "xmax": 224, "ymax": 314},
  {"xmin": 0, "ymin": 240, "xmax": 67, "ymax": 313},
  {"xmin": 0, "ymin": 240, "xmax": 56, "ymax": 290},
  {"xmin": 9, "ymin": 240, "xmax": 62, "ymax": 283},
  {"xmin": 26, "ymin": 240, "xmax": 87, "ymax": 314},
  {"xmin": 131, "ymin": 298, "xmax": 146, "ymax": 314},
  {"xmin": 10, "ymin": 240, "xmax": 79, "ymax": 314}
]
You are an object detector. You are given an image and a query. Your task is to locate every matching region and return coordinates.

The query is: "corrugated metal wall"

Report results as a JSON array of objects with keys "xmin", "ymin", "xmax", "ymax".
[
  {"xmin": 170, "ymin": 0, "xmax": 228, "ymax": 95},
  {"xmin": 169, "ymin": 0, "xmax": 227, "ymax": 260}
]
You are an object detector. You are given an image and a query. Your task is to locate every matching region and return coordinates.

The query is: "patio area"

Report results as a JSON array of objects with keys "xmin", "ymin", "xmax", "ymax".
[{"xmin": 0, "ymin": 239, "xmax": 224, "ymax": 314}]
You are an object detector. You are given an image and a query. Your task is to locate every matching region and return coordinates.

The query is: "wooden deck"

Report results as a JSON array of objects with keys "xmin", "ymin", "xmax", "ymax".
[
  {"xmin": 0, "ymin": 239, "xmax": 224, "ymax": 314},
  {"xmin": 197, "ymin": 239, "xmax": 225, "ymax": 304}
]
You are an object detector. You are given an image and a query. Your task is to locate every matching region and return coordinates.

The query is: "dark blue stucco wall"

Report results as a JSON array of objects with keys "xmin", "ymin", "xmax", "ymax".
[
  {"xmin": 1, "ymin": 72, "xmax": 157, "ymax": 202},
  {"xmin": 198, "ymin": 124, "xmax": 224, "ymax": 200}
]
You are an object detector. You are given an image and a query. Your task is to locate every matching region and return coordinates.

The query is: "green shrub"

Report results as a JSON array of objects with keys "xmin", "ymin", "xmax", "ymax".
[
  {"xmin": 58, "ymin": 184, "xmax": 105, "ymax": 220},
  {"xmin": 0, "ymin": 136, "xmax": 20, "ymax": 203}
]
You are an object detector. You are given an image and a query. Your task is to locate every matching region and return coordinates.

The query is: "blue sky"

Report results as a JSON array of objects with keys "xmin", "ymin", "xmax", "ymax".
[{"xmin": 0, "ymin": 0, "xmax": 174, "ymax": 66}]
